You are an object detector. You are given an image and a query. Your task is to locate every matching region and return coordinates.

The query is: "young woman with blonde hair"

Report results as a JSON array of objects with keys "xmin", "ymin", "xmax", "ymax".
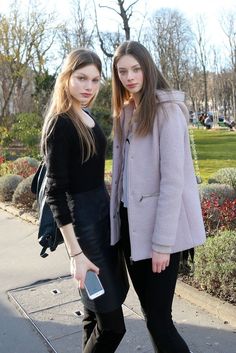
[
  {"xmin": 41, "ymin": 48, "xmax": 128, "ymax": 353},
  {"xmin": 110, "ymin": 41, "xmax": 205, "ymax": 353}
]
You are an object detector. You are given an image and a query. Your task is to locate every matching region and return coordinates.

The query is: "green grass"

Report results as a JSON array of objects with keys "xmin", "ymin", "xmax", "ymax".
[
  {"xmin": 193, "ymin": 129, "xmax": 236, "ymax": 182},
  {"xmin": 105, "ymin": 129, "xmax": 236, "ymax": 183}
]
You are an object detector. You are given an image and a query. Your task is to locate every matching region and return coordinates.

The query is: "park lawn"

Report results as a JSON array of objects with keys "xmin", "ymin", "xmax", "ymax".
[
  {"xmin": 105, "ymin": 128, "xmax": 236, "ymax": 183},
  {"xmin": 193, "ymin": 129, "xmax": 236, "ymax": 182}
]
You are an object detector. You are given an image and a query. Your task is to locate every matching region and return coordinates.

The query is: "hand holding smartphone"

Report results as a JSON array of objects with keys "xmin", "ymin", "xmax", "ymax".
[{"xmin": 84, "ymin": 271, "xmax": 105, "ymax": 300}]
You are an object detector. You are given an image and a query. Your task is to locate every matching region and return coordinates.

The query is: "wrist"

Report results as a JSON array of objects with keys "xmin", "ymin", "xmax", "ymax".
[{"xmin": 70, "ymin": 250, "xmax": 83, "ymax": 258}]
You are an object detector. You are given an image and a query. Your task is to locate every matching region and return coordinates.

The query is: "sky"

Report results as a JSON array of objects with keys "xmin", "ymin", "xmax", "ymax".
[{"xmin": 0, "ymin": 0, "xmax": 236, "ymax": 48}]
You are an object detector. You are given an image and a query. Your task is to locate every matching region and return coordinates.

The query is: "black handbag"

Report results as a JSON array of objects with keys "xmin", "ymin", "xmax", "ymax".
[{"xmin": 31, "ymin": 161, "xmax": 64, "ymax": 258}]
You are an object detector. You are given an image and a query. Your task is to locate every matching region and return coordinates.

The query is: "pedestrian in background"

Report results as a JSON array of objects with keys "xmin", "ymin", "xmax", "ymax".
[{"xmin": 110, "ymin": 40, "xmax": 206, "ymax": 353}]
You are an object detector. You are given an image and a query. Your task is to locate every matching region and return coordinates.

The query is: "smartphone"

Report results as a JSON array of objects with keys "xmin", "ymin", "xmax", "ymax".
[{"xmin": 84, "ymin": 271, "xmax": 105, "ymax": 300}]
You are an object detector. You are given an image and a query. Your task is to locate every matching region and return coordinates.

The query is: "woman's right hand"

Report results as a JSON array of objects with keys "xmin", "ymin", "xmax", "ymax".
[
  {"xmin": 152, "ymin": 251, "xmax": 170, "ymax": 273},
  {"xmin": 70, "ymin": 253, "xmax": 99, "ymax": 289}
]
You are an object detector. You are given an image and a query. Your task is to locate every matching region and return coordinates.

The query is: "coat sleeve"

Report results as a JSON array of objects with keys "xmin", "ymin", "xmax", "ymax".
[{"xmin": 152, "ymin": 103, "xmax": 188, "ymax": 253}]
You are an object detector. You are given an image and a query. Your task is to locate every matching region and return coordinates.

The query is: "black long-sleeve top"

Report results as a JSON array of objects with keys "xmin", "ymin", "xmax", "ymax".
[{"xmin": 45, "ymin": 114, "xmax": 107, "ymax": 227}]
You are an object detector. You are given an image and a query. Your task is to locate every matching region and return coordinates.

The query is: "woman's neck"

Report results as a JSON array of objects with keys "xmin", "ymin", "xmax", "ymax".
[
  {"xmin": 73, "ymin": 104, "xmax": 95, "ymax": 128},
  {"xmin": 131, "ymin": 93, "xmax": 140, "ymax": 109}
]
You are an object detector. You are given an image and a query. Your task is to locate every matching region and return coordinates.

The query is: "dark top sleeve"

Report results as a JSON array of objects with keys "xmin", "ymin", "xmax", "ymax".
[
  {"xmin": 45, "ymin": 117, "xmax": 79, "ymax": 227},
  {"xmin": 45, "ymin": 113, "xmax": 107, "ymax": 228}
]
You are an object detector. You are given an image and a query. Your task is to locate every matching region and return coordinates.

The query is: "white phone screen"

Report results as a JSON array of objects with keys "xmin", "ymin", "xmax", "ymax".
[{"xmin": 84, "ymin": 271, "xmax": 105, "ymax": 300}]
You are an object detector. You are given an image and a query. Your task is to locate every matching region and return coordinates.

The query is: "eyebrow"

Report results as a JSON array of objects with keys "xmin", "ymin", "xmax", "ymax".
[
  {"xmin": 117, "ymin": 64, "xmax": 140, "ymax": 69},
  {"xmin": 76, "ymin": 73, "xmax": 100, "ymax": 79}
]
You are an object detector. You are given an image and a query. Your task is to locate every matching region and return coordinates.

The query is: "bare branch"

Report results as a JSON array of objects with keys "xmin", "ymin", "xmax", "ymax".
[
  {"xmin": 99, "ymin": 4, "xmax": 120, "ymax": 16},
  {"xmin": 98, "ymin": 0, "xmax": 140, "ymax": 40},
  {"xmin": 93, "ymin": 0, "xmax": 113, "ymax": 58},
  {"xmin": 125, "ymin": 0, "xmax": 140, "ymax": 14}
]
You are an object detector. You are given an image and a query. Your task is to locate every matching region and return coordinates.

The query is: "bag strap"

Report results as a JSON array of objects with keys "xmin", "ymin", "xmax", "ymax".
[
  {"xmin": 31, "ymin": 160, "xmax": 45, "ymax": 196},
  {"xmin": 189, "ymin": 128, "xmax": 202, "ymax": 184}
]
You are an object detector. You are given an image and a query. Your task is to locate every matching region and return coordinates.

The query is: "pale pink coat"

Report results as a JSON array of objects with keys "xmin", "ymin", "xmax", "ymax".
[{"xmin": 110, "ymin": 90, "xmax": 206, "ymax": 261}]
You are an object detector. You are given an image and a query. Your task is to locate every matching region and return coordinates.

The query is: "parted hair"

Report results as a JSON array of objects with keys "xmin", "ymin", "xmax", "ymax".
[
  {"xmin": 41, "ymin": 48, "xmax": 102, "ymax": 161},
  {"xmin": 112, "ymin": 41, "xmax": 170, "ymax": 139}
]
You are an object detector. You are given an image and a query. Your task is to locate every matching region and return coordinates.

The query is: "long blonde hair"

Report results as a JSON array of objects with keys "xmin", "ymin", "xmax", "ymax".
[
  {"xmin": 41, "ymin": 48, "xmax": 102, "ymax": 162},
  {"xmin": 112, "ymin": 41, "xmax": 170, "ymax": 140}
]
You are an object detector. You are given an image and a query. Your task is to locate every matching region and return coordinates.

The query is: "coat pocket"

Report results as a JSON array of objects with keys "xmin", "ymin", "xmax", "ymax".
[{"xmin": 139, "ymin": 192, "xmax": 160, "ymax": 202}]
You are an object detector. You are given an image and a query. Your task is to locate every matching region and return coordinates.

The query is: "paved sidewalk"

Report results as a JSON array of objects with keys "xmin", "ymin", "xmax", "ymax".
[{"xmin": 0, "ymin": 207, "xmax": 236, "ymax": 353}]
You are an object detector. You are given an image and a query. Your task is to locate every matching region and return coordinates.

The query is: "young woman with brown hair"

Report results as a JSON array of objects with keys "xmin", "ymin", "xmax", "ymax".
[{"xmin": 110, "ymin": 40, "xmax": 205, "ymax": 353}]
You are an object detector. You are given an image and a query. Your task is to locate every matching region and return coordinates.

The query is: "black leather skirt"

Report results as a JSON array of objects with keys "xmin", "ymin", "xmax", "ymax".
[{"xmin": 67, "ymin": 184, "xmax": 129, "ymax": 313}]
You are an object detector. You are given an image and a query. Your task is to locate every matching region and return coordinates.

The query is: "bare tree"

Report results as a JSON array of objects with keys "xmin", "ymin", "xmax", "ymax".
[
  {"xmin": 58, "ymin": 0, "xmax": 95, "ymax": 59},
  {"xmin": 207, "ymin": 49, "xmax": 222, "ymax": 119},
  {"xmin": 0, "ymin": 1, "xmax": 58, "ymax": 122},
  {"xmin": 193, "ymin": 16, "xmax": 210, "ymax": 113},
  {"xmin": 220, "ymin": 11, "xmax": 236, "ymax": 120},
  {"xmin": 98, "ymin": 31, "xmax": 125, "ymax": 79},
  {"xmin": 92, "ymin": 0, "xmax": 140, "ymax": 63},
  {"xmin": 99, "ymin": 0, "xmax": 140, "ymax": 40},
  {"xmin": 92, "ymin": 0, "xmax": 124, "ymax": 59},
  {"xmin": 183, "ymin": 51, "xmax": 204, "ymax": 113},
  {"xmin": 150, "ymin": 8, "xmax": 194, "ymax": 90}
]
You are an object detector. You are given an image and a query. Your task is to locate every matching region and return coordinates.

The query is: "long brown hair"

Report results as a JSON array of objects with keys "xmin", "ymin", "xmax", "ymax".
[
  {"xmin": 112, "ymin": 41, "xmax": 170, "ymax": 139},
  {"xmin": 41, "ymin": 48, "xmax": 102, "ymax": 162}
]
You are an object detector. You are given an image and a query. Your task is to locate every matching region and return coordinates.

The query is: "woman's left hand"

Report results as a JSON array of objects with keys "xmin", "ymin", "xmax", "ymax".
[{"xmin": 152, "ymin": 251, "xmax": 170, "ymax": 273}]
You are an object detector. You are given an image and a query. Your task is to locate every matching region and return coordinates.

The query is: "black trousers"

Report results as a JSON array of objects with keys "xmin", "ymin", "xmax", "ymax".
[
  {"xmin": 82, "ymin": 306, "xmax": 125, "ymax": 353},
  {"xmin": 120, "ymin": 204, "xmax": 191, "ymax": 353}
]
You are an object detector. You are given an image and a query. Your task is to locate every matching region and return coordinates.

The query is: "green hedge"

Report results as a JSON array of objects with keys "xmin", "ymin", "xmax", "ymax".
[
  {"xmin": 193, "ymin": 231, "xmax": 236, "ymax": 304},
  {"xmin": 0, "ymin": 174, "xmax": 23, "ymax": 201},
  {"xmin": 208, "ymin": 167, "xmax": 236, "ymax": 190}
]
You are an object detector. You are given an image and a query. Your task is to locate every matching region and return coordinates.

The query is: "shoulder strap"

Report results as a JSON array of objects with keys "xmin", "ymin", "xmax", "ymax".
[{"xmin": 31, "ymin": 160, "xmax": 45, "ymax": 195}]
